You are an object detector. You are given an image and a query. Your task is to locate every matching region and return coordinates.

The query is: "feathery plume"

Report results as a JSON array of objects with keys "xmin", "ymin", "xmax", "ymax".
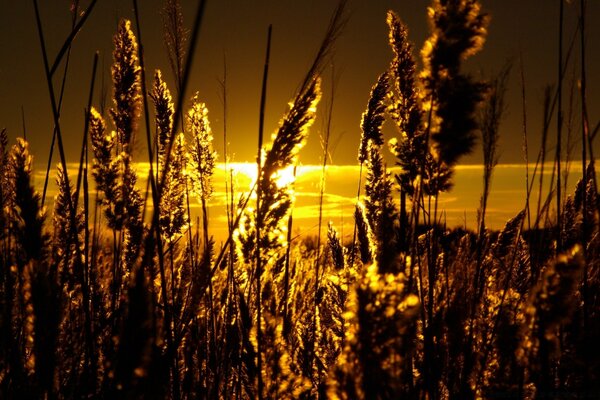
[
  {"xmin": 110, "ymin": 19, "xmax": 141, "ymax": 149},
  {"xmin": 151, "ymin": 69, "xmax": 175, "ymax": 164},
  {"xmin": 421, "ymin": 0, "xmax": 488, "ymax": 84},
  {"xmin": 518, "ymin": 246, "xmax": 584, "ymax": 392},
  {"xmin": 188, "ymin": 94, "xmax": 217, "ymax": 203},
  {"xmin": 358, "ymin": 73, "xmax": 388, "ymax": 164},
  {"xmin": 52, "ymin": 164, "xmax": 84, "ymax": 284},
  {"xmin": 151, "ymin": 72, "xmax": 187, "ymax": 240},
  {"xmin": 237, "ymin": 78, "xmax": 322, "ymax": 265},
  {"xmin": 327, "ymin": 222, "xmax": 345, "ymax": 270},
  {"xmin": 354, "ymin": 203, "xmax": 373, "ymax": 265},
  {"xmin": 422, "ymin": 0, "xmax": 489, "ymax": 168},
  {"xmin": 160, "ymin": 132, "xmax": 188, "ymax": 241},
  {"xmin": 162, "ymin": 0, "xmax": 188, "ymax": 92},
  {"xmin": 109, "ymin": 19, "xmax": 143, "ymax": 268},
  {"xmin": 363, "ymin": 145, "xmax": 398, "ymax": 272},
  {"xmin": 359, "ymin": 73, "xmax": 398, "ymax": 272},
  {"xmin": 9, "ymin": 138, "xmax": 47, "ymax": 263},
  {"xmin": 89, "ymin": 108, "xmax": 123, "ymax": 230},
  {"xmin": 329, "ymin": 264, "xmax": 419, "ymax": 399},
  {"xmin": 386, "ymin": 11, "xmax": 427, "ymax": 198}
]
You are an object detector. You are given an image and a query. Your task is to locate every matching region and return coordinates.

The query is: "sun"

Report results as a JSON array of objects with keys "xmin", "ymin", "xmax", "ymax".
[
  {"xmin": 222, "ymin": 162, "xmax": 298, "ymax": 189},
  {"xmin": 271, "ymin": 165, "xmax": 296, "ymax": 188}
]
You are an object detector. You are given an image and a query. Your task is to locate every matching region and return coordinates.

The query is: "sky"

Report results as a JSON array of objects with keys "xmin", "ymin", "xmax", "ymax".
[
  {"xmin": 0, "ymin": 0, "xmax": 599, "ymax": 236},
  {"xmin": 42, "ymin": 161, "xmax": 585, "ymax": 241},
  {"xmin": 1, "ymin": 0, "xmax": 598, "ymax": 166}
]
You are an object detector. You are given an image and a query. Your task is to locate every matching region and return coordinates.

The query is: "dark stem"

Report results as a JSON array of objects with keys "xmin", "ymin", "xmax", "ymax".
[
  {"xmin": 132, "ymin": 1, "xmax": 179, "ymax": 398},
  {"xmin": 255, "ymin": 24, "xmax": 272, "ymax": 400},
  {"xmin": 556, "ymin": 0, "xmax": 564, "ymax": 253}
]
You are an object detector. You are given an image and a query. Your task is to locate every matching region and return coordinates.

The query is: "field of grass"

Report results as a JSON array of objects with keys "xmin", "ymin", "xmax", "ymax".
[{"xmin": 1, "ymin": 0, "xmax": 599, "ymax": 398}]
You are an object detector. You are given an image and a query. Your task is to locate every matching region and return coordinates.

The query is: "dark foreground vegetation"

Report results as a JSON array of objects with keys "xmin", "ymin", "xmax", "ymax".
[{"xmin": 1, "ymin": 0, "xmax": 599, "ymax": 398}]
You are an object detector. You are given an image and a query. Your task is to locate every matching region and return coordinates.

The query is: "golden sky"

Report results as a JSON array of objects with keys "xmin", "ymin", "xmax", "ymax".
[
  {"xmin": 1, "ymin": 0, "xmax": 599, "ymax": 166},
  {"xmin": 39, "ymin": 160, "xmax": 590, "ymax": 242}
]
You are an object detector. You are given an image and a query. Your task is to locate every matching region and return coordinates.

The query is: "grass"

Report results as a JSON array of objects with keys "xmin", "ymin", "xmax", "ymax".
[{"xmin": 1, "ymin": 0, "xmax": 599, "ymax": 398}]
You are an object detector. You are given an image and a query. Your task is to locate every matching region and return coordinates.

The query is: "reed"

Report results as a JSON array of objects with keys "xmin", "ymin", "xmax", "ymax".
[{"xmin": 1, "ymin": 1, "xmax": 599, "ymax": 398}]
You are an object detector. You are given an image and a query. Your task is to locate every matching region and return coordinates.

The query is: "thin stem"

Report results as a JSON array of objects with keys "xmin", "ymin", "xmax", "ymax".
[
  {"xmin": 32, "ymin": 0, "xmax": 80, "ymax": 265},
  {"xmin": 132, "ymin": 1, "xmax": 180, "ymax": 398},
  {"xmin": 314, "ymin": 66, "xmax": 335, "ymax": 321},
  {"xmin": 49, "ymin": 0, "xmax": 99, "ymax": 77},
  {"xmin": 283, "ymin": 166, "xmax": 296, "ymax": 336},
  {"xmin": 519, "ymin": 53, "xmax": 532, "ymax": 232},
  {"xmin": 556, "ymin": 0, "xmax": 564, "ymax": 252},
  {"xmin": 255, "ymin": 24, "xmax": 272, "ymax": 400},
  {"xmin": 348, "ymin": 163, "xmax": 363, "ymax": 268}
]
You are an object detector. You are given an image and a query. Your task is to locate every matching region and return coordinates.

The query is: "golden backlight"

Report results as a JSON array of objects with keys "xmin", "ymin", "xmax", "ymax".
[{"xmin": 37, "ymin": 161, "xmax": 590, "ymax": 243}]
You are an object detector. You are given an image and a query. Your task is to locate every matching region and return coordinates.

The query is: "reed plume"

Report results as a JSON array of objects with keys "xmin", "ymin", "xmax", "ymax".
[
  {"xmin": 52, "ymin": 164, "xmax": 84, "ymax": 288},
  {"xmin": 329, "ymin": 264, "xmax": 419, "ymax": 399},
  {"xmin": 421, "ymin": 0, "xmax": 489, "ymax": 173},
  {"xmin": 354, "ymin": 203, "xmax": 373, "ymax": 265},
  {"xmin": 358, "ymin": 73, "xmax": 388, "ymax": 164},
  {"xmin": 109, "ymin": 19, "xmax": 143, "ymax": 269},
  {"xmin": 151, "ymin": 70, "xmax": 187, "ymax": 241},
  {"xmin": 359, "ymin": 73, "xmax": 399, "ymax": 272},
  {"xmin": 236, "ymin": 78, "xmax": 321, "ymax": 265},
  {"xmin": 518, "ymin": 245, "xmax": 584, "ymax": 394},
  {"xmin": 8, "ymin": 138, "xmax": 61, "ymax": 397},
  {"xmin": 363, "ymin": 144, "xmax": 398, "ymax": 273},
  {"xmin": 188, "ymin": 94, "xmax": 217, "ymax": 205},
  {"xmin": 327, "ymin": 222, "xmax": 345, "ymax": 270},
  {"xmin": 151, "ymin": 70, "xmax": 175, "ymax": 164},
  {"xmin": 110, "ymin": 19, "xmax": 141, "ymax": 150},
  {"xmin": 386, "ymin": 11, "xmax": 426, "ymax": 199},
  {"xmin": 479, "ymin": 64, "xmax": 510, "ymax": 233},
  {"xmin": 89, "ymin": 108, "xmax": 121, "ymax": 229},
  {"xmin": 9, "ymin": 139, "xmax": 47, "ymax": 264},
  {"xmin": 162, "ymin": 0, "xmax": 188, "ymax": 93}
]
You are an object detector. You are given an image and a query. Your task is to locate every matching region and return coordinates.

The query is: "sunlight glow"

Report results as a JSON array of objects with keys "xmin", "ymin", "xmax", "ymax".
[
  {"xmin": 38, "ymin": 161, "xmax": 592, "ymax": 242},
  {"xmin": 223, "ymin": 162, "xmax": 258, "ymax": 188},
  {"xmin": 272, "ymin": 165, "xmax": 296, "ymax": 189},
  {"xmin": 221, "ymin": 162, "xmax": 298, "ymax": 189}
]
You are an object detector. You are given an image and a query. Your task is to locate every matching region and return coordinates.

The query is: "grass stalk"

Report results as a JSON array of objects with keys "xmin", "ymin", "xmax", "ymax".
[
  {"xmin": 32, "ymin": 0, "xmax": 79, "ymax": 243},
  {"xmin": 74, "ymin": 52, "xmax": 99, "ymax": 390},
  {"xmin": 520, "ymin": 53, "xmax": 532, "ymax": 232},
  {"xmin": 48, "ymin": 0, "xmax": 99, "ymax": 78},
  {"xmin": 255, "ymin": 24, "xmax": 272, "ymax": 400},
  {"xmin": 282, "ymin": 177, "xmax": 294, "ymax": 336},
  {"xmin": 313, "ymin": 67, "xmax": 336, "ymax": 349},
  {"xmin": 579, "ymin": 0, "xmax": 591, "ymax": 388},
  {"xmin": 131, "ymin": 2, "xmax": 179, "ymax": 398},
  {"xmin": 556, "ymin": 0, "xmax": 564, "ymax": 252}
]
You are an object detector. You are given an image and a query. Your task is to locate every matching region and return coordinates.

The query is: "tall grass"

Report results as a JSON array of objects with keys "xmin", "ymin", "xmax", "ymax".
[{"xmin": 1, "ymin": 0, "xmax": 599, "ymax": 398}]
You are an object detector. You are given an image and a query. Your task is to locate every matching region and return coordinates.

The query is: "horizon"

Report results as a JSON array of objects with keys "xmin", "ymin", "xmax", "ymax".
[{"xmin": 35, "ymin": 159, "xmax": 596, "ymax": 243}]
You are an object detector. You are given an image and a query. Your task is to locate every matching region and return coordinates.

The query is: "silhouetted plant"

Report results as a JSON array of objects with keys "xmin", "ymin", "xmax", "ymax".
[
  {"xmin": 151, "ymin": 71, "xmax": 187, "ymax": 241},
  {"xmin": 1, "ymin": 1, "xmax": 599, "ymax": 399},
  {"xmin": 329, "ymin": 264, "xmax": 419, "ymax": 399},
  {"xmin": 421, "ymin": 0, "xmax": 489, "ymax": 184},
  {"xmin": 386, "ymin": 11, "xmax": 426, "ymax": 200}
]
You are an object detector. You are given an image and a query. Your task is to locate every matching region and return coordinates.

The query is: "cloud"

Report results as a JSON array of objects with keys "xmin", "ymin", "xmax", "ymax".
[{"xmin": 34, "ymin": 161, "xmax": 590, "ymax": 241}]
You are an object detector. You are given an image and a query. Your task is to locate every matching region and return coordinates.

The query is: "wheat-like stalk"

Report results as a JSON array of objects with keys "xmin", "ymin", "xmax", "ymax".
[
  {"xmin": 236, "ymin": 78, "xmax": 322, "ymax": 266},
  {"xmin": 421, "ymin": 0, "xmax": 489, "ymax": 173}
]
